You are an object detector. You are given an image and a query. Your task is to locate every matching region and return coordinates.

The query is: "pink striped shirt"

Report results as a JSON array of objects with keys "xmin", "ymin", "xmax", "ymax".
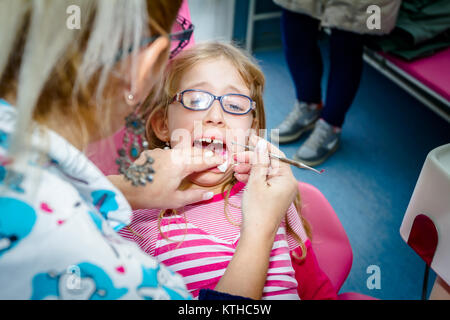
[{"xmin": 119, "ymin": 182, "xmax": 308, "ymax": 300}]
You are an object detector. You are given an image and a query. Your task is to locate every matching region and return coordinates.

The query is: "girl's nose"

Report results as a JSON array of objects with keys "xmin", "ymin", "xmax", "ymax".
[{"xmin": 203, "ymin": 99, "xmax": 225, "ymax": 126}]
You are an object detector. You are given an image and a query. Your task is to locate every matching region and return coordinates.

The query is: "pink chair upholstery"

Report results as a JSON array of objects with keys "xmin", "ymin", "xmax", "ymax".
[{"xmin": 298, "ymin": 182, "xmax": 377, "ymax": 300}]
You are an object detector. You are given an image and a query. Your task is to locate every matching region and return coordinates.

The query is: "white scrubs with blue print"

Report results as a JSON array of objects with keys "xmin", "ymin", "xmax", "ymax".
[{"xmin": 0, "ymin": 99, "xmax": 191, "ymax": 300}]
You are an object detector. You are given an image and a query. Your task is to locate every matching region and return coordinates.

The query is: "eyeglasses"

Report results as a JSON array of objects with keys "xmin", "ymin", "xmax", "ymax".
[
  {"xmin": 141, "ymin": 15, "xmax": 194, "ymax": 59},
  {"xmin": 169, "ymin": 15, "xmax": 195, "ymax": 59},
  {"xmin": 116, "ymin": 15, "xmax": 194, "ymax": 61},
  {"xmin": 173, "ymin": 89, "xmax": 256, "ymax": 115}
]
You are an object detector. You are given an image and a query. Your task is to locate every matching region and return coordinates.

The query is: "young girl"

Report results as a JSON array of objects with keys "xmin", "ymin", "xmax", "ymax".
[{"xmin": 119, "ymin": 42, "xmax": 337, "ymax": 300}]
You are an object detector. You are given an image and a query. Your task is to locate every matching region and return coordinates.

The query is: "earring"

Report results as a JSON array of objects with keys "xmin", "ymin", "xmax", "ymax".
[
  {"xmin": 164, "ymin": 141, "xmax": 170, "ymax": 150},
  {"xmin": 116, "ymin": 111, "xmax": 154, "ymax": 186},
  {"xmin": 124, "ymin": 90, "xmax": 136, "ymax": 106}
]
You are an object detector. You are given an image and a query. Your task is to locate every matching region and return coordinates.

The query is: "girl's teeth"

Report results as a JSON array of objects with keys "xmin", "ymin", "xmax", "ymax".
[{"xmin": 193, "ymin": 138, "xmax": 225, "ymax": 149}]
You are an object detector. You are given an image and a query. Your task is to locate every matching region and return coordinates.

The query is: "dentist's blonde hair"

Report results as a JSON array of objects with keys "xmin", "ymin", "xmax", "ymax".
[{"xmin": 0, "ymin": 0, "xmax": 181, "ymax": 157}]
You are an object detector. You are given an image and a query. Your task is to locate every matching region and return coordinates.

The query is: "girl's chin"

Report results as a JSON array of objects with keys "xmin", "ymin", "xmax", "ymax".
[{"xmin": 187, "ymin": 170, "xmax": 233, "ymax": 188}]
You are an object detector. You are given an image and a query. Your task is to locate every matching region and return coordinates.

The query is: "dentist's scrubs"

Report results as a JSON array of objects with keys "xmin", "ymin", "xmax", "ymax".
[{"xmin": 0, "ymin": 99, "xmax": 191, "ymax": 300}]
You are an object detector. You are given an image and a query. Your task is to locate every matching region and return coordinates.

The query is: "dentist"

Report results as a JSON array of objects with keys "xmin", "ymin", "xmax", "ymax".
[{"xmin": 0, "ymin": 0, "xmax": 298, "ymax": 300}]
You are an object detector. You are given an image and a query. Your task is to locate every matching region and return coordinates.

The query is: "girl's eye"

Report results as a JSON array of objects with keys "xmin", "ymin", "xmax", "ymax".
[
  {"xmin": 191, "ymin": 99, "xmax": 203, "ymax": 106},
  {"xmin": 224, "ymin": 95, "xmax": 249, "ymax": 113},
  {"xmin": 228, "ymin": 104, "xmax": 244, "ymax": 111},
  {"xmin": 185, "ymin": 93, "xmax": 207, "ymax": 108}
]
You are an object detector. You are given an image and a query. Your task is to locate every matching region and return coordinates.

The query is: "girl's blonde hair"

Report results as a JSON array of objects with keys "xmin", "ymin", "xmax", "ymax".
[{"xmin": 133, "ymin": 42, "xmax": 312, "ymax": 259}]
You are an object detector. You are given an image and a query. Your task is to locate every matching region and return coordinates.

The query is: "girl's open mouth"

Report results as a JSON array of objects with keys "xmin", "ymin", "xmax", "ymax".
[
  {"xmin": 193, "ymin": 137, "xmax": 227, "ymax": 156},
  {"xmin": 193, "ymin": 136, "xmax": 229, "ymax": 173}
]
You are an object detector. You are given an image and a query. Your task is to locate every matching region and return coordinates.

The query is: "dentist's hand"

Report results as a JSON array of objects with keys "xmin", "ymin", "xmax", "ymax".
[
  {"xmin": 215, "ymin": 135, "xmax": 298, "ymax": 299},
  {"xmin": 108, "ymin": 147, "xmax": 224, "ymax": 210},
  {"xmin": 235, "ymin": 135, "xmax": 299, "ymax": 238}
]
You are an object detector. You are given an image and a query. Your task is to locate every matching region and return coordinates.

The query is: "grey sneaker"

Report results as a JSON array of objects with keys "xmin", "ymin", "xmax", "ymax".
[
  {"xmin": 271, "ymin": 100, "xmax": 322, "ymax": 144},
  {"xmin": 294, "ymin": 119, "xmax": 341, "ymax": 167}
]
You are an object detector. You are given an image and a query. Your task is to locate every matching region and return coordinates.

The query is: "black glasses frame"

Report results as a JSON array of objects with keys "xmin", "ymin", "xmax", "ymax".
[
  {"xmin": 173, "ymin": 89, "xmax": 256, "ymax": 115},
  {"xmin": 116, "ymin": 15, "xmax": 194, "ymax": 61},
  {"xmin": 141, "ymin": 15, "xmax": 194, "ymax": 59}
]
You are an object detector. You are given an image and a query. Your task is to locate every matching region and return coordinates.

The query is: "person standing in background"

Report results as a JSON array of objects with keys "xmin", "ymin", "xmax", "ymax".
[{"xmin": 272, "ymin": 0, "xmax": 401, "ymax": 166}]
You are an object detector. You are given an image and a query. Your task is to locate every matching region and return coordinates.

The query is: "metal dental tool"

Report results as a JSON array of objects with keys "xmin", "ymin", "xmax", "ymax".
[{"xmin": 231, "ymin": 141, "xmax": 324, "ymax": 175}]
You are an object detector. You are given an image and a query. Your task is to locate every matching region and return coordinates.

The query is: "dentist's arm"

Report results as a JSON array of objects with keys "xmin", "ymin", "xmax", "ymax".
[{"xmin": 215, "ymin": 136, "xmax": 299, "ymax": 299}]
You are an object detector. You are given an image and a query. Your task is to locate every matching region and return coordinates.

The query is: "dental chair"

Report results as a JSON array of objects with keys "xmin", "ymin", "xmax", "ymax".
[{"xmin": 298, "ymin": 182, "xmax": 377, "ymax": 300}]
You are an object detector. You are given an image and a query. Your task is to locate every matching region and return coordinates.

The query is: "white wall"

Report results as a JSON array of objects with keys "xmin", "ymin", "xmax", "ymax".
[{"xmin": 188, "ymin": 0, "xmax": 236, "ymax": 42}]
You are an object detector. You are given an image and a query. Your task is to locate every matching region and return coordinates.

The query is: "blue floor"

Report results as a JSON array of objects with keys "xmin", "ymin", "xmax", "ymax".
[{"xmin": 253, "ymin": 40, "xmax": 450, "ymax": 300}]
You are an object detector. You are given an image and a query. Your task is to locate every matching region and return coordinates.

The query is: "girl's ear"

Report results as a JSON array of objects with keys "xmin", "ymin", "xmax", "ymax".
[{"xmin": 148, "ymin": 108, "xmax": 170, "ymax": 142}]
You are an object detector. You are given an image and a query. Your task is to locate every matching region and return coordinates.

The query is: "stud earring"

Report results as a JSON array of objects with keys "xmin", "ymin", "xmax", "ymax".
[
  {"xmin": 164, "ymin": 141, "xmax": 170, "ymax": 150},
  {"xmin": 124, "ymin": 91, "xmax": 136, "ymax": 107}
]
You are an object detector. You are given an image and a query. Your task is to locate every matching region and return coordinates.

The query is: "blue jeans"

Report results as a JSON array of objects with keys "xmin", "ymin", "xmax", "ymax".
[{"xmin": 281, "ymin": 9, "xmax": 364, "ymax": 128}]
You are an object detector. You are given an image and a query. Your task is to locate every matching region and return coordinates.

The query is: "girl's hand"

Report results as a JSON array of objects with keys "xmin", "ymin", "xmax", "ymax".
[
  {"xmin": 108, "ymin": 147, "xmax": 224, "ymax": 209},
  {"xmin": 235, "ymin": 135, "xmax": 299, "ymax": 239}
]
